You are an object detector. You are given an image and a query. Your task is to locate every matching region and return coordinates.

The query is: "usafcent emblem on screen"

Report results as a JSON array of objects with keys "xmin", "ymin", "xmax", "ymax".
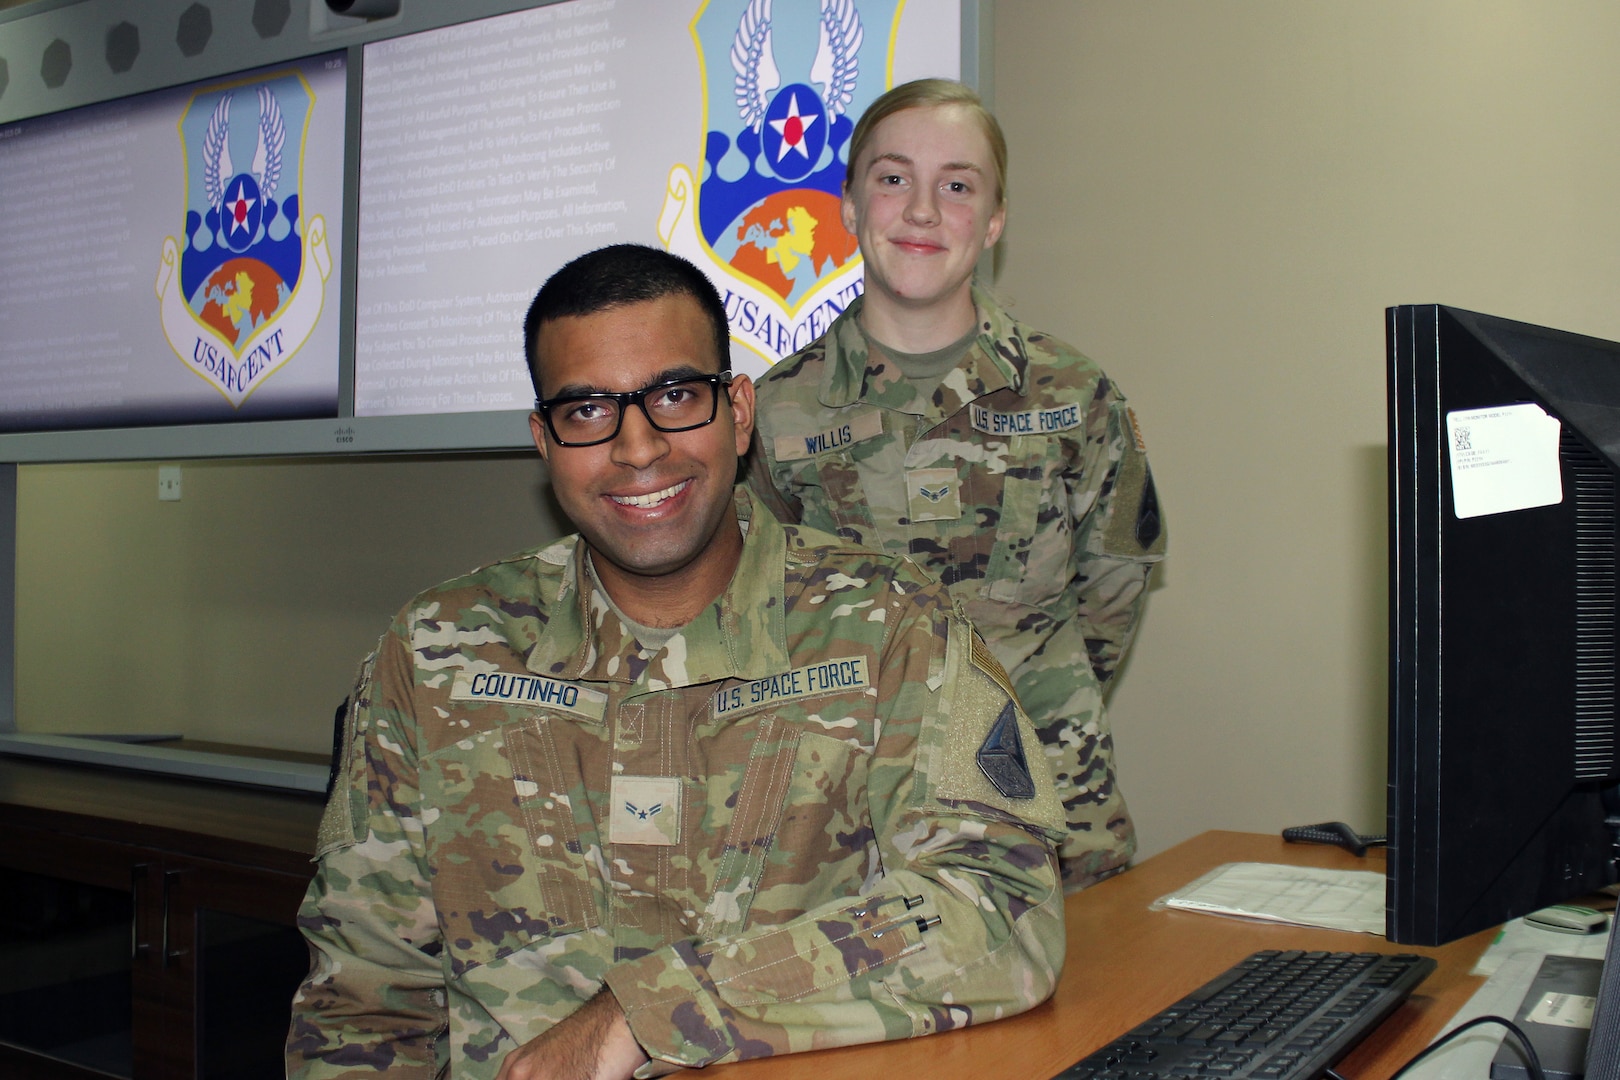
[
  {"xmin": 658, "ymin": 0, "xmax": 901, "ymax": 373},
  {"xmin": 154, "ymin": 71, "xmax": 333, "ymax": 407}
]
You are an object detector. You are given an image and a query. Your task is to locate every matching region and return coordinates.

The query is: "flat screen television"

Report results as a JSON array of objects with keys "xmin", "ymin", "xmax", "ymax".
[
  {"xmin": 0, "ymin": 51, "xmax": 349, "ymax": 437},
  {"xmin": 1386, "ymin": 303, "xmax": 1620, "ymax": 948},
  {"xmin": 0, "ymin": 0, "xmax": 972, "ymax": 463}
]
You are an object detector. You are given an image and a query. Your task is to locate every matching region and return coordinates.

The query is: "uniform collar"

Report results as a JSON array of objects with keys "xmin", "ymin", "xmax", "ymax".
[
  {"xmin": 819, "ymin": 287, "xmax": 1031, "ymax": 416},
  {"xmin": 528, "ymin": 488, "xmax": 791, "ymax": 688}
]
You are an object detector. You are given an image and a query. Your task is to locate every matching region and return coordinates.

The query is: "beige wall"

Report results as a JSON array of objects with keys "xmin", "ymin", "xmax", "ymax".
[
  {"xmin": 16, "ymin": 1, "xmax": 1620, "ymax": 856},
  {"xmin": 992, "ymin": 1, "xmax": 1620, "ymax": 857},
  {"xmin": 15, "ymin": 454, "xmax": 565, "ymax": 752}
]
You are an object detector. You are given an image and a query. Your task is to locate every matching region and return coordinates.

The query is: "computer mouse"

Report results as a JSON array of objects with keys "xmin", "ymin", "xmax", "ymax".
[{"xmin": 1523, "ymin": 904, "xmax": 1609, "ymax": 934}]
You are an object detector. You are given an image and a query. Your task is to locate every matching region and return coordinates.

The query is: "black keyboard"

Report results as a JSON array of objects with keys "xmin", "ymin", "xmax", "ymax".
[{"xmin": 1052, "ymin": 949, "xmax": 1437, "ymax": 1080}]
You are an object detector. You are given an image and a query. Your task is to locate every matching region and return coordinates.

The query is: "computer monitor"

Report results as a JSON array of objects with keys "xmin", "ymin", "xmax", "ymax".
[{"xmin": 1385, "ymin": 303, "xmax": 1620, "ymax": 949}]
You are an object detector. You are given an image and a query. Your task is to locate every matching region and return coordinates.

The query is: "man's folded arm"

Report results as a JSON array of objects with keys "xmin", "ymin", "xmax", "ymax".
[{"xmin": 605, "ymin": 604, "xmax": 1068, "ymax": 1071}]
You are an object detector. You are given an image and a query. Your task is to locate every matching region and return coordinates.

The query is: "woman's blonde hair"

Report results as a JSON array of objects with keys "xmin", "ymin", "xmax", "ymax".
[{"xmin": 844, "ymin": 78, "xmax": 1007, "ymax": 206}]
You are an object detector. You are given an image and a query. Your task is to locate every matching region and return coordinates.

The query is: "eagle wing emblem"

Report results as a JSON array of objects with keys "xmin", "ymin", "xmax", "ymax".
[
  {"xmin": 812, "ymin": 0, "xmax": 863, "ymax": 119},
  {"xmin": 252, "ymin": 85, "xmax": 286, "ymax": 202},
  {"xmin": 731, "ymin": 0, "xmax": 781, "ymax": 132},
  {"xmin": 202, "ymin": 86, "xmax": 286, "ymax": 208},
  {"xmin": 202, "ymin": 93, "xmax": 233, "ymax": 209}
]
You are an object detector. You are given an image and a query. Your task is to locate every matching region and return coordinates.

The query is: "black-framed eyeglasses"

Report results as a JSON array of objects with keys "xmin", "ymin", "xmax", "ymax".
[{"xmin": 536, "ymin": 371, "xmax": 734, "ymax": 447}]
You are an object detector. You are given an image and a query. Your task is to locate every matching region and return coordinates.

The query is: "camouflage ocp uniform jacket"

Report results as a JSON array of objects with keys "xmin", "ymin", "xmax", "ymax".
[
  {"xmin": 748, "ymin": 292, "xmax": 1166, "ymax": 890},
  {"xmin": 288, "ymin": 491, "xmax": 1066, "ymax": 1079}
]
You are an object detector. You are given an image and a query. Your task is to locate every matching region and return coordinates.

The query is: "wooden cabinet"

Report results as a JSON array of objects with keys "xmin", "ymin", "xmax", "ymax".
[{"xmin": 0, "ymin": 758, "xmax": 324, "ymax": 1080}]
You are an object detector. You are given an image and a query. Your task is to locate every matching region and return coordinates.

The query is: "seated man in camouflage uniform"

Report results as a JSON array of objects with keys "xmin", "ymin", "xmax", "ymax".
[{"xmin": 287, "ymin": 244, "xmax": 1067, "ymax": 1080}]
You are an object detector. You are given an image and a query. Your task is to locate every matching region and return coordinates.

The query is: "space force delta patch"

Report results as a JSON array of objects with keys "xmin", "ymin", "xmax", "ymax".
[
  {"xmin": 450, "ymin": 670, "xmax": 608, "ymax": 722},
  {"xmin": 970, "ymin": 402, "xmax": 1084, "ymax": 436},
  {"xmin": 713, "ymin": 657, "xmax": 869, "ymax": 718}
]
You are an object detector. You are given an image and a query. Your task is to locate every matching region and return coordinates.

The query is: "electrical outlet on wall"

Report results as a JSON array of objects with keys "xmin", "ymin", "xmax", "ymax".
[{"xmin": 158, "ymin": 466, "xmax": 182, "ymax": 502}]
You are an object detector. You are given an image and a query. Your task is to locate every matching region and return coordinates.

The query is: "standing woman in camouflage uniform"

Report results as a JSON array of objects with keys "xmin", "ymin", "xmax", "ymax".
[{"xmin": 748, "ymin": 79, "xmax": 1166, "ymax": 890}]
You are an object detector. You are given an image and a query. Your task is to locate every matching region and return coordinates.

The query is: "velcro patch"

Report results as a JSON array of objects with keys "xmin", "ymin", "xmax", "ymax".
[
  {"xmin": 931, "ymin": 625, "xmax": 1065, "ymax": 836},
  {"xmin": 713, "ymin": 656, "xmax": 870, "ymax": 718},
  {"xmin": 970, "ymin": 402, "xmax": 1083, "ymax": 436},
  {"xmin": 772, "ymin": 409, "xmax": 884, "ymax": 461},
  {"xmin": 610, "ymin": 775, "xmax": 682, "ymax": 846},
  {"xmin": 450, "ymin": 670, "xmax": 608, "ymax": 722},
  {"xmin": 316, "ymin": 651, "xmax": 376, "ymax": 857},
  {"xmin": 1102, "ymin": 405, "xmax": 1167, "ymax": 559}
]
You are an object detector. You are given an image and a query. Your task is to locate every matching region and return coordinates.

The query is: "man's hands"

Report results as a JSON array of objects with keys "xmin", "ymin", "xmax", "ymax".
[{"xmin": 496, "ymin": 988, "xmax": 650, "ymax": 1080}]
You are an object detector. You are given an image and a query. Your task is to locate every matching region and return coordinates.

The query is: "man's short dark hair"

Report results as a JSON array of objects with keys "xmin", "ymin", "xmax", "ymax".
[{"xmin": 524, "ymin": 244, "xmax": 730, "ymax": 401}]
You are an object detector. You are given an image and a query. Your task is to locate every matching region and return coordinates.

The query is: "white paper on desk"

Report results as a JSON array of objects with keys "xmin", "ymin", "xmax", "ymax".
[
  {"xmin": 1152, "ymin": 862, "xmax": 1386, "ymax": 935},
  {"xmin": 1474, "ymin": 919, "xmax": 1612, "ymax": 977},
  {"xmin": 1445, "ymin": 404, "xmax": 1562, "ymax": 519}
]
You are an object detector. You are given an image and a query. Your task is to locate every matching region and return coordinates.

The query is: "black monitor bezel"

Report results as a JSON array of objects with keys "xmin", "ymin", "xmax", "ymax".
[{"xmin": 1386, "ymin": 303, "xmax": 1620, "ymax": 947}]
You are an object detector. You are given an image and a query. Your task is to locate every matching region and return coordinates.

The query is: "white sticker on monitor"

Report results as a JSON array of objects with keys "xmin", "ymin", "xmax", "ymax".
[
  {"xmin": 1526, "ymin": 990, "xmax": 1596, "ymax": 1029},
  {"xmin": 1445, "ymin": 404, "xmax": 1563, "ymax": 519}
]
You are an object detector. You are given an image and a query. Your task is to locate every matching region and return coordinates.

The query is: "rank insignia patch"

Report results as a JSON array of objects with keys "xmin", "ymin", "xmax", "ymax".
[
  {"xmin": 610, "ymin": 776, "xmax": 683, "ymax": 846},
  {"xmin": 906, "ymin": 467, "xmax": 962, "ymax": 522}
]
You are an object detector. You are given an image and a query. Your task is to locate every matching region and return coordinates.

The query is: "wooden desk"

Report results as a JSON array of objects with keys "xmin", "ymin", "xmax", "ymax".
[{"xmin": 710, "ymin": 830, "xmax": 1496, "ymax": 1080}]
